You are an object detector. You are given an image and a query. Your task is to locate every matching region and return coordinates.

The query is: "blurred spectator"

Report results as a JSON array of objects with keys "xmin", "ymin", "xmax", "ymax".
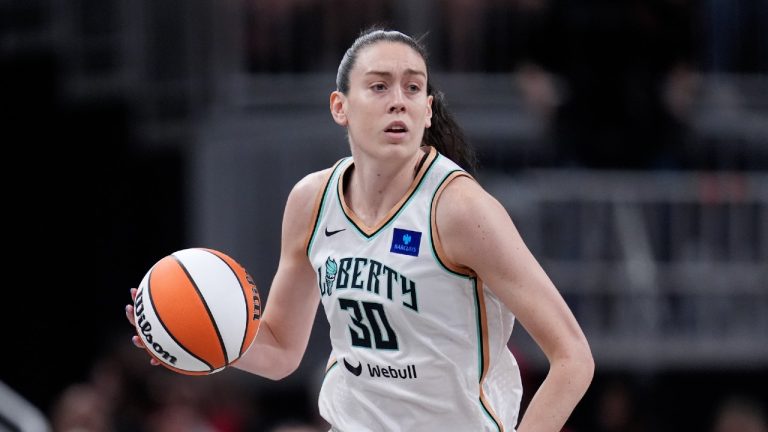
[
  {"xmin": 712, "ymin": 396, "xmax": 768, "ymax": 432},
  {"xmin": 47, "ymin": 336, "xmax": 331, "ymax": 432},
  {"xmin": 593, "ymin": 379, "xmax": 647, "ymax": 432},
  {"xmin": 516, "ymin": 0, "xmax": 697, "ymax": 169},
  {"xmin": 143, "ymin": 371, "xmax": 221, "ymax": 432},
  {"xmin": 516, "ymin": 61, "xmax": 562, "ymax": 123},
  {"xmin": 147, "ymin": 404, "xmax": 215, "ymax": 432},
  {"xmin": 246, "ymin": 0, "xmax": 394, "ymax": 72},
  {"xmin": 436, "ymin": 0, "xmax": 491, "ymax": 70},
  {"xmin": 247, "ymin": 0, "xmax": 323, "ymax": 72},
  {"xmin": 436, "ymin": 0, "xmax": 554, "ymax": 72},
  {"xmin": 320, "ymin": 0, "xmax": 393, "ymax": 68},
  {"xmin": 51, "ymin": 383, "xmax": 114, "ymax": 432},
  {"xmin": 484, "ymin": 0, "xmax": 553, "ymax": 72}
]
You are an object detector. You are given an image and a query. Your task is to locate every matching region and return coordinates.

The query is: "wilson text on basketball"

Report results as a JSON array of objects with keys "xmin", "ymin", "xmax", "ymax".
[{"xmin": 134, "ymin": 287, "xmax": 178, "ymax": 365}]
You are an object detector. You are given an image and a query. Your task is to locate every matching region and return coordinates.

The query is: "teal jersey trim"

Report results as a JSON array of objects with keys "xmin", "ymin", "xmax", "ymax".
[{"xmin": 307, "ymin": 159, "xmax": 350, "ymax": 257}]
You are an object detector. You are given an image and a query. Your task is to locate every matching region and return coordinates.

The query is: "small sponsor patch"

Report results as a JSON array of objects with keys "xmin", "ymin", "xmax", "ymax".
[{"xmin": 390, "ymin": 228, "xmax": 421, "ymax": 257}]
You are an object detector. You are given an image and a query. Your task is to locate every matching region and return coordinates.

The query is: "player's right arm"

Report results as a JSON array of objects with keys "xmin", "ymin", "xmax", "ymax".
[
  {"xmin": 125, "ymin": 169, "xmax": 328, "ymax": 379},
  {"xmin": 230, "ymin": 169, "xmax": 329, "ymax": 380}
]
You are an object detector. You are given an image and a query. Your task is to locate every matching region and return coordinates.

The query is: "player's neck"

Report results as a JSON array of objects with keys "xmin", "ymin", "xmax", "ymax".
[{"xmin": 345, "ymin": 148, "xmax": 425, "ymax": 227}]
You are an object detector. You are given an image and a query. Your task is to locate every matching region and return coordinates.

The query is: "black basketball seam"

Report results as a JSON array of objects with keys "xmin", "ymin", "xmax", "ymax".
[
  {"xmin": 147, "ymin": 264, "xmax": 215, "ymax": 371},
  {"xmin": 172, "ymin": 254, "xmax": 230, "ymax": 367},
  {"xmin": 204, "ymin": 249, "xmax": 251, "ymax": 358}
]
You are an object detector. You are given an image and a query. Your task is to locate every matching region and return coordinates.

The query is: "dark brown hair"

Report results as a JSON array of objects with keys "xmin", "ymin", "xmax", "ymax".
[{"xmin": 336, "ymin": 28, "xmax": 477, "ymax": 173}]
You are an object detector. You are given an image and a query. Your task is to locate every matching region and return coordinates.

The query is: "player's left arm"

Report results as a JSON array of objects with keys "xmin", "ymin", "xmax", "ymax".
[{"xmin": 436, "ymin": 176, "xmax": 594, "ymax": 432}]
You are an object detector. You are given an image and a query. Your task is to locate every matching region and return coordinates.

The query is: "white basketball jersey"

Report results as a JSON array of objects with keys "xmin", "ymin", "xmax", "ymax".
[{"xmin": 307, "ymin": 146, "xmax": 522, "ymax": 432}]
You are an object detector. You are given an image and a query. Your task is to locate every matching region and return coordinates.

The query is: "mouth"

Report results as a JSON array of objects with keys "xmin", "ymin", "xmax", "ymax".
[{"xmin": 384, "ymin": 121, "xmax": 409, "ymax": 137}]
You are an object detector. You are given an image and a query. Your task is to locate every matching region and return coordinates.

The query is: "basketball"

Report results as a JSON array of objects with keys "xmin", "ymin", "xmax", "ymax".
[{"xmin": 133, "ymin": 248, "xmax": 261, "ymax": 375}]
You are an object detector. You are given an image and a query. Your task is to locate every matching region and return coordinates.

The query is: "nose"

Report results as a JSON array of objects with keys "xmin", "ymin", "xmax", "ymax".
[{"xmin": 388, "ymin": 88, "xmax": 406, "ymax": 114}]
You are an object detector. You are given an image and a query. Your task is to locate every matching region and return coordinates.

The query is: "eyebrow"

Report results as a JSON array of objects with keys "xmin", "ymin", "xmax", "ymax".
[{"xmin": 364, "ymin": 69, "xmax": 427, "ymax": 79}]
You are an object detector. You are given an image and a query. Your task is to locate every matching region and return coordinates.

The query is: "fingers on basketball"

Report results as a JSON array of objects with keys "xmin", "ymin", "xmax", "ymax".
[{"xmin": 127, "ymin": 289, "xmax": 160, "ymax": 365}]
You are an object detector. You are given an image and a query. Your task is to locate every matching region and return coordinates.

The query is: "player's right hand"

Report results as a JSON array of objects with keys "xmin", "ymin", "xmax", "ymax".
[{"xmin": 126, "ymin": 287, "xmax": 161, "ymax": 366}]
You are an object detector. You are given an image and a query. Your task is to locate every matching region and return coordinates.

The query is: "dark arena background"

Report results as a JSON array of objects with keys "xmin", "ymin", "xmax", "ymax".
[{"xmin": 3, "ymin": 1, "xmax": 767, "ymax": 431}]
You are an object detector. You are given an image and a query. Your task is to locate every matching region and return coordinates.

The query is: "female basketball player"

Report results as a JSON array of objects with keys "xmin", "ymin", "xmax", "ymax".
[{"xmin": 127, "ymin": 28, "xmax": 593, "ymax": 431}]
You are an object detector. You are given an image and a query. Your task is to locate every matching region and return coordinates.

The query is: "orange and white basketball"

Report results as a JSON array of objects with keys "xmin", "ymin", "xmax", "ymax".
[{"xmin": 133, "ymin": 248, "xmax": 261, "ymax": 375}]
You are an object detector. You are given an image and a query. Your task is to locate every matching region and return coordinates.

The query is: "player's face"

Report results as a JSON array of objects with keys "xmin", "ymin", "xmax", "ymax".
[{"xmin": 332, "ymin": 42, "xmax": 433, "ymax": 159}]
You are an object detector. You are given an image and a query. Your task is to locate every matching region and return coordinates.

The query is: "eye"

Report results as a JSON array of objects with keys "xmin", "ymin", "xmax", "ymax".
[
  {"xmin": 371, "ymin": 83, "xmax": 387, "ymax": 92},
  {"xmin": 407, "ymin": 84, "xmax": 421, "ymax": 93}
]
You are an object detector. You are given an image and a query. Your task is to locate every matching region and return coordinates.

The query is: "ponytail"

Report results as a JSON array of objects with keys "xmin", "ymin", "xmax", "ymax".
[{"xmin": 424, "ymin": 83, "xmax": 478, "ymax": 174}]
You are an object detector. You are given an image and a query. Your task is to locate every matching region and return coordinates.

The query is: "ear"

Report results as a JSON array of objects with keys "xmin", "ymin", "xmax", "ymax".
[
  {"xmin": 425, "ymin": 94, "xmax": 433, "ymax": 129},
  {"xmin": 330, "ymin": 91, "xmax": 348, "ymax": 126}
]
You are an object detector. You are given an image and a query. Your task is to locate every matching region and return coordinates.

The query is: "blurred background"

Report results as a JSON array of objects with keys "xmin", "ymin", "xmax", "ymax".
[{"xmin": 3, "ymin": 0, "xmax": 767, "ymax": 431}]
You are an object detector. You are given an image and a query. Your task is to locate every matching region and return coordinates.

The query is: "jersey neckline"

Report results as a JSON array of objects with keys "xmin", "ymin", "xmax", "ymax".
[{"xmin": 337, "ymin": 146, "xmax": 438, "ymax": 239}]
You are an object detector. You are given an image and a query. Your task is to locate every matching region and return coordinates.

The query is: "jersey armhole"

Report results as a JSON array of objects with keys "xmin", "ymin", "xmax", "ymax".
[
  {"xmin": 430, "ymin": 170, "xmax": 477, "ymax": 278},
  {"xmin": 304, "ymin": 159, "xmax": 345, "ymax": 257}
]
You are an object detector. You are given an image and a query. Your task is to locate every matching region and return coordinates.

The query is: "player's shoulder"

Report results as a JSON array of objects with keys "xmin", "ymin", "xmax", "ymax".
[
  {"xmin": 284, "ymin": 164, "xmax": 339, "ymax": 224},
  {"xmin": 290, "ymin": 166, "xmax": 336, "ymax": 202},
  {"xmin": 436, "ymin": 174, "xmax": 506, "ymax": 227},
  {"xmin": 432, "ymin": 174, "xmax": 514, "ymax": 271},
  {"xmin": 438, "ymin": 174, "xmax": 497, "ymax": 207}
]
